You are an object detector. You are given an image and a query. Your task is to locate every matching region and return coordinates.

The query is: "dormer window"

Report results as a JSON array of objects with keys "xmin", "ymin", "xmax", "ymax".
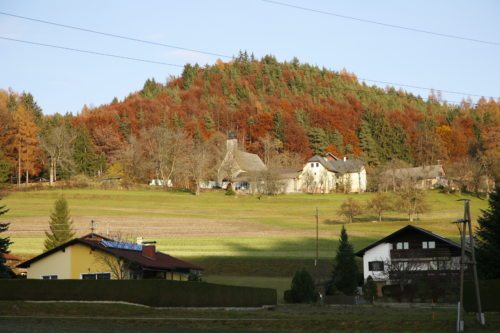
[{"xmin": 422, "ymin": 241, "xmax": 435, "ymax": 249}]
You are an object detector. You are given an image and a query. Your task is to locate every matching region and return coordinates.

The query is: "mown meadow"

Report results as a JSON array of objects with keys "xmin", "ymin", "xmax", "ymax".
[{"xmin": 0, "ymin": 188, "xmax": 489, "ymax": 298}]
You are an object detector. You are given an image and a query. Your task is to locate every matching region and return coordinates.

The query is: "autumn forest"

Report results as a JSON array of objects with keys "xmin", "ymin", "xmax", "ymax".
[{"xmin": 0, "ymin": 53, "xmax": 499, "ymax": 190}]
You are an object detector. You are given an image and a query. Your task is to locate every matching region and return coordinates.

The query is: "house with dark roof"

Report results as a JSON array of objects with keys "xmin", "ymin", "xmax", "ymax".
[
  {"xmin": 18, "ymin": 234, "xmax": 202, "ymax": 280},
  {"xmin": 295, "ymin": 153, "xmax": 366, "ymax": 193},
  {"xmin": 355, "ymin": 225, "xmax": 466, "ymax": 294}
]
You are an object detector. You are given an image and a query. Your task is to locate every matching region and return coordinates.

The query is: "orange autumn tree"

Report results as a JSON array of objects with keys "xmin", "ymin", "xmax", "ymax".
[{"xmin": 11, "ymin": 104, "xmax": 40, "ymax": 186}]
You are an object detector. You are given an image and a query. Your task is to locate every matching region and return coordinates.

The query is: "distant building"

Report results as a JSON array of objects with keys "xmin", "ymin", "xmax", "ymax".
[
  {"xmin": 217, "ymin": 138, "xmax": 267, "ymax": 192},
  {"xmin": 294, "ymin": 153, "xmax": 366, "ymax": 193},
  {"xmin": 379, "ymin": 165, "xmax": 446, "ymax": 190},
  {"xmin": 18, "ymin": 234, "xmax": 202, "ymax": 280}
]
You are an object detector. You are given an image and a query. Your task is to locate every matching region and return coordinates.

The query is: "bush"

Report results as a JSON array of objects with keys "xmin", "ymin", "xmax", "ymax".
[
  {"xmin": 225, "ymin": 184, "xmax": 236, "ymax": 196},
  {"xmin": 289, "ymin": 269, "xmax": 315, "ymax": 303}
]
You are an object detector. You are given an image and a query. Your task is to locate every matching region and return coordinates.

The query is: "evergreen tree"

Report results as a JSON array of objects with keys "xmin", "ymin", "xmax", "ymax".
[
  {"xmin": 0, "ymin": 198, "xmax": 12, "ymax": 277},
  {"xmin": 72, "ymin": 125, "xmax": 101, "ymax": 176},
  {"xmin": 358, "ymin": 120, "xmax": 380, "ymax": 166},
  {"xmin": 329, "ymin": 225, "xmax": 359, "ymax": 295},
  {"xmin": 289, "ymin": 269, "xmax": 315, "ymax": 303},
  {"xmin": 476, "ymin": 186, "xmax": 500, "ymax": 279},
  {"xmin": 44, "ymin": 197, "xmax": 75, "ymax": 251}
]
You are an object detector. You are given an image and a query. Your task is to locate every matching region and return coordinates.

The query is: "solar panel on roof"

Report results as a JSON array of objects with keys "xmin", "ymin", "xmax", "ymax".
[{"xmin": 100, "ymin": 240, "xmax": 142, "ymax": 251}]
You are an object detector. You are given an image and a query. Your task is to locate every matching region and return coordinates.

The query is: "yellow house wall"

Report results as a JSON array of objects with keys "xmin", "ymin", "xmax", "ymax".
[
  {"xmin": 26, "ymin": 246, "xmax": 72, "ymax": 279},
  {"xmin": 70, "ymin": 243, "xmax": 114, "ymax": 279}
]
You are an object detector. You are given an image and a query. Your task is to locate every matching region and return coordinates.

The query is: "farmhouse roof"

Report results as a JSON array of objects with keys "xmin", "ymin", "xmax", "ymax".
[
  {"xmin": 355, "ymin": 225, "xmax": 463, "ymax": 257},
  {"xmin": 235, "ymin": 150, "xmax": 267, "ymax": 173},
  {"xmin": 18, "ymin": 233, "xmax": 202, "ymax": 271},
  {"xmin": 380, "ymin": 165, "xmax": 445, "ymax": 180},
  {"xmin": 307, "ymin": 155, "xmax": 365, "ymax": 174}
]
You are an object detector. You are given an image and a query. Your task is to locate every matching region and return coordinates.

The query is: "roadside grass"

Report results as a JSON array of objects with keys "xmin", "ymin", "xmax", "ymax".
[{"xmin": 0, "ymin": 301, "xmax": 498, "ymax": 333}]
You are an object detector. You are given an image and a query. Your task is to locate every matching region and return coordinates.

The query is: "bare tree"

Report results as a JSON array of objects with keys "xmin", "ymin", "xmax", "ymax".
[
  {"xmin": 141, "ymin": 126, "xmax": 185, "ymax": 188},
  {"xmin": 40, "ymin": 126, "xmax": 75, "ymax": 185},
  {"xmin": 338, "ymin": 198, "xmax": 363, "ymax": 223},
  {"xmin": 301, "ymin": 170, "xmax": 316, "ymax": 193},
  {"xmin": 186, "ymin": 135, "xmax": 224, "ymax": 195},
  {"xmin": 396, "ymin": 181, "xmax": 429, "ymax": 222},
  {"xmin": 257, "ymin": 169, "xmax": 284, "ymax": 195},
  {"xmin": 94, "ymin": 251, "xmax": 131, "ymax": 280},
  {"xmin": 366, "ymin": 192, "xmax": 394, "ymax": 222}
]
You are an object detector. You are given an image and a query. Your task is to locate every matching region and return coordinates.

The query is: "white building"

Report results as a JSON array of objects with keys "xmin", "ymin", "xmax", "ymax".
[
  {"xmin": 287, "ymin": 153, "xmax": 366, "ymax": 193},
  {"xmin": 355, "ymin": 225, "xmax": 465, "ymax": 295}
]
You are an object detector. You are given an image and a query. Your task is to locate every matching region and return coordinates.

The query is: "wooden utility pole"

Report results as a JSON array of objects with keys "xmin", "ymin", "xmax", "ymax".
[
  {"xmin": 464, "ymin": 200, "xmax": 485, "ymax": 326},
  {"xmin": 315, "ymin": 207, "xmax": 319, "ymax": 267},
  {"xmin": 455, "ymin": 200, "xmax": 485, "ymax": 332}
]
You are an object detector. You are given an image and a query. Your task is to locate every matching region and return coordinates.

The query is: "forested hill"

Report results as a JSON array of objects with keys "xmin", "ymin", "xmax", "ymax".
[
  {"xmin": 77, "ymin": 54, "xmax": 498, "ymax": 165},
  {"xmin": 0, "ymin": 54, "xmax": 499, "ymax": 184}
]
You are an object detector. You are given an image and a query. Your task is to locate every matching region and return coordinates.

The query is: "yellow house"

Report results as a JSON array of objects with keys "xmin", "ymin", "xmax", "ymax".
[{"xmin": 18, "ymin": 234, "xmax": 202, "ymax": 280}]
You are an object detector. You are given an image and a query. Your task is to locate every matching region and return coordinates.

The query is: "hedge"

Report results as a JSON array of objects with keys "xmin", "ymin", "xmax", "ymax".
[
  {"xmin": 464, "ymin": 279, "xmax": 500, "ymax": 312},
  {"xmin": 0, "ymin": 279, "xmax": 277, "ymax": 307}
]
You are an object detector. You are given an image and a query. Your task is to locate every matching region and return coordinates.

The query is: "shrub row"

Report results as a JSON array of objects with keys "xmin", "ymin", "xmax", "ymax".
[{"xmin": 0, "ymin": 279, "xmax": 277, "ymax": 307}]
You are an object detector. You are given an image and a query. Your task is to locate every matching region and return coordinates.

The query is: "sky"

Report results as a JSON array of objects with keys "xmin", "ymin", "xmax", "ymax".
[{"xmin": 0, "ymin": 0, "xmax": 499, "ymax": 115}]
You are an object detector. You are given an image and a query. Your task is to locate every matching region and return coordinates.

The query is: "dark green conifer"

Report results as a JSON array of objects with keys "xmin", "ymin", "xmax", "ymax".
[
  {"xmin": 44, "ymin": 197, "xmax": 75, "ymax": 251},
  {"xmin": 476, "ymin": 186, "xmax": 500, "ymax": 279},
  {"xmin": 329, "ymin": 225, "xmax": 359, "ymax": 295}
]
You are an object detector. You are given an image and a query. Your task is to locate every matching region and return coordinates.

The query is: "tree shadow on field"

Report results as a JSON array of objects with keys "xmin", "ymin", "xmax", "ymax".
[{"xmin": 192, "ymin": 235, "xmax": 379, "ymax": 277}]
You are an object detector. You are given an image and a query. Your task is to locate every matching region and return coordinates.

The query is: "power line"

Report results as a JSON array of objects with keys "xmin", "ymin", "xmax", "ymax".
[
  {"xmin": 0, "ymin": 11, "xmax": 233, "ymax": 59},
  {"xmin": 261, "ymin": 0, "xmax": 500, "ymax": 46},
  {"xmin": 0, "ymin": 36, "xmax": 183, "ymax": 68},
  {"xmin": 0, "ymin": 36, "xmax": 494, "ymax": 102}
]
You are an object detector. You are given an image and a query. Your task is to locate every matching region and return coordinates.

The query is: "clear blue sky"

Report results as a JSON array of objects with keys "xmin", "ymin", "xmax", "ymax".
[{"xmin": 1, "ymin": 0, "xmax": 499, "ymax": 115}]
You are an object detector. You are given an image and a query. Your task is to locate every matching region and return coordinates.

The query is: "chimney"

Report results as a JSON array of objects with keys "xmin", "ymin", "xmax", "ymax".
[{"xmin": 141, "ymin": 241, "xmax": 156, "ymax": 260}]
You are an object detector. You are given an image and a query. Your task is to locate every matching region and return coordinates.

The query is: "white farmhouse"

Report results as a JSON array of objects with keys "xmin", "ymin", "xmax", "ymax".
[{"xmin": 295, "ymin": 153, "xmax": 367, "ymax": 193}]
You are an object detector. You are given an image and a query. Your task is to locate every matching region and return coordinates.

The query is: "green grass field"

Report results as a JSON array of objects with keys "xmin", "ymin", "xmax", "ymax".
[{"xmin": 0, "ymin": 188, "xmax": 489, "ymax": 283}]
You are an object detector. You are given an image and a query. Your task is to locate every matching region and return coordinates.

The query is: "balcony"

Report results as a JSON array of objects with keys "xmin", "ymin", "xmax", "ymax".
[{"xmin": 391, "ymin": 249, "xmax": 452, "ymax": 260}]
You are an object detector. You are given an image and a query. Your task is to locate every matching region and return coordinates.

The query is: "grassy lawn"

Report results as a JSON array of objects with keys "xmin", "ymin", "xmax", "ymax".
[
  {"xmin": 0, "ymin": 301, "xmax": 498, "ymax": 333},
  {"xmin": 0, "ymin": 188, "xmax": 489, "ymax": 282}
]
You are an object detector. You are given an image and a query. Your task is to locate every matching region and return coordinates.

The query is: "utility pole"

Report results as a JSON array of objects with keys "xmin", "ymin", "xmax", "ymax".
[
  {"xmin": 315, "ymin": 207, "xmax": 319, "ymax": 267},
  {"xmin": 464, "ymin": 200, "xmax": 485, "ymax": 326},
  {"xmin": 454, "ymin": 200, "xmax": 485, "ymax": 332},
  {"xmin": 90, "ymin": 219, "xmax": 95, "ymax": 235}
]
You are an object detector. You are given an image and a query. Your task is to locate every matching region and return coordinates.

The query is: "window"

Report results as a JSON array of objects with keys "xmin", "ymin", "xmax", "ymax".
[
  {"xmin": 81, "ymin": 273, "xmax": 111, "ymax": 280},
  {"xmin": 422, "ymin": 241, "xmax": 436, "ymax": 249},
  {"xmin": 396, "ymin": 242, "xmax": 409, "ymax": 250},
  {"xmin": 316, "ymin": 163, "xmax": 319, "ymax": 167},
  {"xmin": 368, "ymin": 261, "xmax": 384, "ymax": 271},
  {"xmin": 42, "ymin": 275, "xmax": 58, "ymax": 280}
]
